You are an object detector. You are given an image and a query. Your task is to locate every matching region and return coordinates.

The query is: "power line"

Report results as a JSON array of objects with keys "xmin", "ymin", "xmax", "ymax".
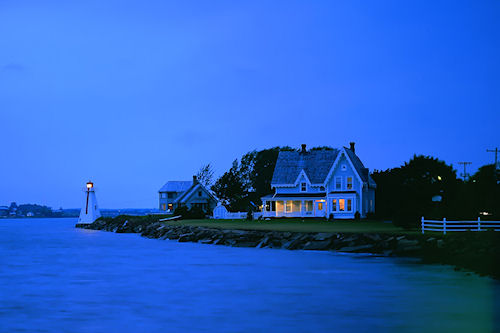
[{"xmin": 458, "ymin": 161, "xmax": 472, "ymax": 181}]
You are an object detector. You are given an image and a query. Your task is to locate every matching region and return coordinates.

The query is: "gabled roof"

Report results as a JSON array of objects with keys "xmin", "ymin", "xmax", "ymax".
[
  {"xmin": 271, "ymin": 150, "xmax": 339, "ymax": 185},
  {"xmin": 174, "ymin": 182, "xmax": 219, "ymax": 204},
  {"xmin": 344, "ymin": 148, "xmax": 377, "ymax": 188},
  {"xmin": 159, "ymin": 181, "xmax": 193, "ymax": 193}
]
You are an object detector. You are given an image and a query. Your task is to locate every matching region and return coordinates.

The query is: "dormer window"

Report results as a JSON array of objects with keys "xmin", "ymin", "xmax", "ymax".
[
  {"xmin": 198, "ymin": 191, "xmax": 202, "ymax": 197},
  {"xmin": 300, "ymin": 182, "xmax": 306, "ymax": 192}
]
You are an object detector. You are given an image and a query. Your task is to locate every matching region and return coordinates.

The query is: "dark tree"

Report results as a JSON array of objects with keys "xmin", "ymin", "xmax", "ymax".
[
  {"xmin": 196, "ymin": 163, "xmax": 215, "ymax": 187},
  {"xmin": 372, "ymin": 155, "xmax": 459, "ymax": 228}
]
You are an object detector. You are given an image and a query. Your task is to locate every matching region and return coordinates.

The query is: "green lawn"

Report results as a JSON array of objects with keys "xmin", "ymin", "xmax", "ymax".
[{"xmin": 162, "ymin": 218, "xmax": 417, "ymax": 234}]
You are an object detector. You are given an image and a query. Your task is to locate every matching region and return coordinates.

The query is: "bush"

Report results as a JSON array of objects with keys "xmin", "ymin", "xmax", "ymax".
[
  {"xmin": 187, "ymin": 205, "xmax": 206, "ymax": 219},
  {"xmin": 246, "ymin": 210, "xmax": 253, "ymax": 221},
  {"xmin": 365, "ymin": 212, "xmax": 376, "ymax": 220},
  {"xmin": 354, "ymin": 211, "xmax": 360, "ymax": 220},
  {"xmin": 328, "ymin": 213, "xmax": 334, "ymax": 221},
  {"xmin": 173, "ymin": 206, "xmax": 189, "ymax": 218}
]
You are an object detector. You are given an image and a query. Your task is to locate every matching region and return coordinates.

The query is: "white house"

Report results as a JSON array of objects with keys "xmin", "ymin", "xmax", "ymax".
[{"xmin": 261, "ymin": 143, "xmax": 376, "ymax": 219}]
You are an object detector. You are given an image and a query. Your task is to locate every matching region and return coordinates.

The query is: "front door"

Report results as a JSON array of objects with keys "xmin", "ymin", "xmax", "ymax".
[{"xmin": 315, "ymin": 200, "xmax": 326, "ymax": 217}]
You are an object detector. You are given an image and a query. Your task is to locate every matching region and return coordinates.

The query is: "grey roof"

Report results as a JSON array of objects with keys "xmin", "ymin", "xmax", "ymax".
[
  {"xmin": 344, "ymin": 148, "xmax": 377, "ymax": 187},
  {"xmin": 174, "ymin": 182, "xmax": 218, "ymax": 204},
  {"xmin": 271, "ymin": 150, "xmax": 339, "ymax": 185},
  {"xmin": 272, "ymin": 148, "xmax": 376, "ymax": 188},
  {"xmin": 159, "ymin": 181, "xmax": 193, "ymax": 193}
]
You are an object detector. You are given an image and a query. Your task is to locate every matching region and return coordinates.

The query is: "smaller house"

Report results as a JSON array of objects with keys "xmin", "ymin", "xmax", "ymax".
[
  {"xmin": 159, "ymin": 176, "xmax": 219, "ymax": 214},
  {"xmin": 158, "ymin": 180, "xmax": 193, "ymax": 212},
  {"xmin": 0, "ymin": 206, "xmax": 9, "ymax": 217}
]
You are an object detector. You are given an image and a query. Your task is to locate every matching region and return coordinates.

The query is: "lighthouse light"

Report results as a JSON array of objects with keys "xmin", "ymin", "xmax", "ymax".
[{"xmin": 86, "ymin": 181, "xmax": 94, "ymax": 189}]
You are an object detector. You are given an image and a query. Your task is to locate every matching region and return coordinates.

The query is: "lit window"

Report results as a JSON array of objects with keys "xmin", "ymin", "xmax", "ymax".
[
  {"xmin": 347, "ymin": 177, "xmax": 353, "ymax": 190},
  {"xmin": 266, "ymin": 202, "xmax": 271, "ymax": 211},
  {"xmin": 347, "ymin": 199, "xmax": 352, "ymax": 211},
  {"xmin": 301, "ymin": 182, "xmax": 306, "ymax": 192},
  {"xmin": 276, "ymin": 201, "xmax": 284, "ymax": 212},
  {"xmin": 332, "ymin": 199, "xmax": 337, "ymax": 211},
  {"xmin": 292, "ymin": 201, "xmax": 301, "ymax": 212},
  {"xmin": 318, "ymin": 202, "xmax": 323, "ymax": 210},
  {"xmin": 339, "ymin": 199, "xmax": 345, "ymax": 211},
  {"xmin": 167, "ymin": 203, "xmax": 173, "ymax": 211},
  {"xmin": 286, "ymin": 201, "xmax": 292, "ymax": 212},
  {"xmin": 335, "ymin": 177, "xmax": 342, "ymax": 190},
  {"xmin": 161, "ymin": 204, "xmax": 166, "ymax": 211}
]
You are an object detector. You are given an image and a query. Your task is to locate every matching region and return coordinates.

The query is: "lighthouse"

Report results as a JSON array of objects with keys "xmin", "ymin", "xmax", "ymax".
[{"xmin": 78, "ymin": 181, "xmax": 101, "ymax": 224}]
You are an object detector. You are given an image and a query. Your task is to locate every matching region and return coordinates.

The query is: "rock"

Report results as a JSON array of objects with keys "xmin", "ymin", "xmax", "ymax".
[
  {"xmin": 397, "ymin": 239, "xmax": 419, "ymax": 247},
  {"xmin": 338, "ymin": 244, "xmax": 374, "ymax": 252},
  {"xmin": 397, "ymin": 245, "xmax": 422, "ymax": 253},
  {"xmin": 437, "ymin": 240, "xmax": 444, "ymax": 248},
  {"xmin": 198, "ymin": 239, "xmax": 214, "ymax": 244},
  {"xmin": 303, "ymin": 240, "xmax": 332, "ymax": 251},
  {"xmin": 178, "ymin": 233, "xmax": 196, "ymax": 242},
  {"xmin": 396, "ymin": 236, "xmax": 406, "ymax": 241},
  {"xmin": 314, "ymin": 233, "xmax": 333, "ymax": 241},
  {"xmin": 282, "ymin": 239, "xmax": 304, "ymax": 250}
]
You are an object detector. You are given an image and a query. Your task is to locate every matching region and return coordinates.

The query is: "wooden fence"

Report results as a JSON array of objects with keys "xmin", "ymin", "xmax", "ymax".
[{"xmin": 421, "ymin": 217, "xmax": 500, "ymax": 234}]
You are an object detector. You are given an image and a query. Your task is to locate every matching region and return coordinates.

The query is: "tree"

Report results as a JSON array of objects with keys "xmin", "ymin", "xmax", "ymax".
[
  {"xmin": 196, "ymin": 163, "xmax": 215, "ymax": 187},
  {"xmin": 211, "ymin": 160, "xmax": 247, "ymax": 211},
  {"xmin": 467, "ymin": 164, "xmax": 500, "ymax": 218},
  {"xmin": 372, "ymin": 155, "xmax": 459, "ymax": 228}
]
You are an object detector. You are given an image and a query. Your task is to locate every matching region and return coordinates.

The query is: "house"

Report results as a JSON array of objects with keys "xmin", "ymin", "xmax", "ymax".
[
  {"xmin": 158, "ymin": 180, "xmax": 193, "ymax": 212},
  {"xmin": 261, "ymin": 143, "xmax": 376, "ymax": 219},
  {"xmin": 159, "ymin": 176, "xmax": 219, "ymax": 213},
  {"xmin": 0, "ymin": 206, "xmax": 9, "ymax": 217}
]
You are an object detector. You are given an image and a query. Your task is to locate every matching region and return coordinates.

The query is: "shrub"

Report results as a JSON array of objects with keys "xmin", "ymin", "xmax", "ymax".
[
  {"xmin": 173, "ymin": 206, "xmax": 189, "ymax": 218},
  {"xmin": 246, "ymin": 210, "xmax": 253, "ymax": 221},
  {"xmin": 354, "ymin": 211, "xmax": 361, "ymax": 220},
  {"xmin": 187, "ymin": 206, "xmax": 206, "ymax": 219},
  {"xmin": 365, "ymin": 212, "xmax": 376, "ymax": 220},
  {"xmin": 328, "ymin": 213, "xmax": 334, "ymax": 221}
]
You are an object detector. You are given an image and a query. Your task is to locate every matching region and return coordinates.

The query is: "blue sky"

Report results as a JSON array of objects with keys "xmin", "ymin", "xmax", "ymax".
[{"xmin": 1, "ymin": 0, "xmax": 499, "ymax": 208}]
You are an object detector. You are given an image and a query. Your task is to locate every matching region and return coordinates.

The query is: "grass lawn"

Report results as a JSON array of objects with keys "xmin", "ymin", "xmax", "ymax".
[{"xmin": 162, "ymin": 218, "xmax": 418, "ymax": 234}]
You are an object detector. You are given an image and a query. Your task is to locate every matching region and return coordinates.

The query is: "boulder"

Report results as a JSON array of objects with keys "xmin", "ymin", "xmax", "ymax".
[
  {"xmin": 303, "ymin": 240, "xmax": 332, "ymax": 251},
  {"xmin": 338, "ymin": 244, "xmax": 374, "ymax": 252}
]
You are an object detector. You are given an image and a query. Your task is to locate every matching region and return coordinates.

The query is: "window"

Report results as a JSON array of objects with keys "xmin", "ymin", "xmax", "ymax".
[
  {"xmin": 335, "ymin": 177, "xmax": 342, "ymax": 190},
  {"xmin": 167, "ymin": 192, "xmax": 174, "ymax": 199},
  {"xmin": 318, "ymin": 202, "xmax": 324, "ymax": 210},
  {"xmin": 305, "ymin": 201, "xmax": 313, "ymax": 211},
  {"xmin": 167, "ymin": 203, "xmax": 173, "ymax": 211},
  {"xmin": 347, "ymin": 177, "xmax": 353, "ymax": 190},
  {"xmin": 339, "ymin": 199, "xmax": 345, "ymax": 211},
  {"xmin": 342, "ymin": 164, "xmax": 347, "ymax": 171},
  {"xmin": 347, "ymin": 199, "xmax": 352, "ymax": 211},
  {"xmin": 198, "ymin": 191, "xmax": 202, "ymax": 197},
  {"xmin": 332, "ymin": 199, "xmax": 337, "ymax": 211},
  {"xmin": 286, "ymin": 201, "xmax": 292, "ymax": 212},
  {"xmin": 266, "ymin": 201, "xmax": 271, "ymax": 212},
  {"xmin": 292, "ymin": 201, "xmax": 301, "ymax": 212},
  {"xmin": 161, "ymin": 193, "xmax": 167, "ymax": 199},
  {"xmin": 276, "ymin": 201, "xmax": 284, "ymax": 212},
  {"xmin": 301, "ymin": 182, "xmax": 306, "ymax": 192},
  {"xmin": 271, "ymin": 201, "xmax": 276, "ymax": 212},
  {"xmin": 320, "ymin": 186, "xmax": 325, "ymax": 191},
  {"xmin": 161, "ymin": 204, "xmax": 166, "ymax": 211}
]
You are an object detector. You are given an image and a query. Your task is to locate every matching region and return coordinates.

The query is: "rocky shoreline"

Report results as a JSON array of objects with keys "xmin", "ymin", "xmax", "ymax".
[
  {"xmin": 75, "ymin": 217, "xmax": 500, "ymax": 279},
  {"xmin": 76, "ymin": 217, "xmax": 433, "ymax": 256}
]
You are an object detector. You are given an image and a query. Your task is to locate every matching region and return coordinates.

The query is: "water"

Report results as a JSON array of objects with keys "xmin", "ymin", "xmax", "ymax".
[{"xmin": 0, "ymin": 218, "xmax": 498, "ymax": 333}]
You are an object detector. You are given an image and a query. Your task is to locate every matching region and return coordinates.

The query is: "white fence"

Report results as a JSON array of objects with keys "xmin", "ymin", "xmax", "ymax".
[{"xmin": 421, "ymin": 217, "xmax": 500, "ymax": 234}]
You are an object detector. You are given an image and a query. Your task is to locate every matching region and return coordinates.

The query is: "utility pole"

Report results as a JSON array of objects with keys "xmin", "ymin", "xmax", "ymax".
[
  {"xmin": 486, "ymin": 147, "xmax": 499, "ymax": 171},
  {"xmin": 458, "ymin": 162, "xmax": 472, "ymax": 181}
]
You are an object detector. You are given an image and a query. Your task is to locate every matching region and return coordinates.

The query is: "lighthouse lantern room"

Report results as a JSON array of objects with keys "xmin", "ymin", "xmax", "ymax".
[{"xmin": 78, "ymin": 180, "xmax": 101, "ymax": 224}]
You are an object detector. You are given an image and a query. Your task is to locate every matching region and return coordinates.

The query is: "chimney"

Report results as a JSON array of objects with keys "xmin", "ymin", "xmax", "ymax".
[
  {"xmin": 192, "ymin": 175, "xmax": 198, "ymax": 185},
  {"xmin": 349, "ymin": 142, "xmax": 355, "ymax": 153},
  {"xmin": 301, "ymin": 144, "xmax": 307, "ymax": 153}
]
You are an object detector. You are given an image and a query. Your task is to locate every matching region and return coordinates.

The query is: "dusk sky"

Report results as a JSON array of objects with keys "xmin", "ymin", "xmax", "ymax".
[{"xmin": 1, "ymin": 0, "xmax": 499, "ymax": 208}]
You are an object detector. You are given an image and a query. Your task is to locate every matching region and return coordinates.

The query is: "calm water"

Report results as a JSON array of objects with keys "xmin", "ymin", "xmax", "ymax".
[{"xmin": 0, "ymin": 218, "xmax": 498, "ymax": 333}]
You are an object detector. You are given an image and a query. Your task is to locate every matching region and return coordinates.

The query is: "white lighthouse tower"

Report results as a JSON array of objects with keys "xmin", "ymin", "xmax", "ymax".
[{"xmin": 78, "ymin": 181, "xmax": 101, "ymax": 224}]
